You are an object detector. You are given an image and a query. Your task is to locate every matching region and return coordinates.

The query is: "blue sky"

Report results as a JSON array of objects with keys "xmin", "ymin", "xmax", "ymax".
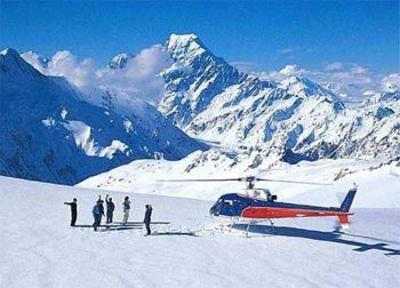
[{"xmin": 1, "ymin": 1, "xmax": 398, "ymax": 73}]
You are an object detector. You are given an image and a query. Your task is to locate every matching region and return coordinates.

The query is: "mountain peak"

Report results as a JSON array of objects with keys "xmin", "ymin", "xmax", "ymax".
[
  {"xmin": 21, "ymin": 51, "xmax": 50, "ymax": 71},
  {"xmin": 0, "ymin": 48, "xmax": 42, "ymax": 78},
  {"xmin": 1, "ymin": 48, "xmax": 20, "ymax": 59},
  {"xmin": 278, "ymin": 75, "xmax": 336, "ymax": 98},
  {"xmin": 168, "ymin": 33, "xmax": 200, "ymax": 45},
  {"xmin": 279, "ymin": 64, "xmax": 300, "ymax": 76},
  {"xmin": 107, "ymin": 52, "xmax": 134, "ymax": 69},
  {"xmin": 166, "ymin": 33, "xmax": 208, "ymax": 62}
]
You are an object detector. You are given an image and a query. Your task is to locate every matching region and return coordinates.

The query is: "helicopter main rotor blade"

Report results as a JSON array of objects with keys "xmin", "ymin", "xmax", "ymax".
[
  {"xmin": 255, "ymin": 178, "xmax": 332, "ymax": 185},
  {"xmin": 157, "ymin": 178, "xmax": 244, "ymax": 183},
  {"xmin": 257, "ymin": 168, "xmax": 289, "ymax": 172},
  {"xmin": 158, "ymin": 176, "xmax": 332, "ymax": 185}
]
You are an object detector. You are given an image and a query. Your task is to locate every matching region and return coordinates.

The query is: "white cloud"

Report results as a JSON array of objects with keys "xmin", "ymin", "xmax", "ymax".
[
  {"xmin": 278, "ymin": 64, "xmax": 306, "ymax": 76},
  {"xmin": 96, "ymin": 45, "xmax": 171, "ymax": 103},
  {"xmin": 381, "ymin": 73, "xmax": 400, "ymax": 92},
  {"xmin": 277, "ymin": 46, "xmax": 316, "ymax": 58},
  {"xmin": 22, "ymin": 50, "xmax": 97, "ymax": 88},
  {"xmin": 230, "ymin": 61, "xmax": 258, "ymax": 73},
  {"xmin": 324, "ymin": 62, "xmax": 343, "ymax": 71},
  {"xmin": 260, "ymin": 65, "xmax": 306, "ymax": 82},
  {"xmin": 48, "ymin": 50, "xmax": 97, "ymax": 88},
  {"xmin": 350, "ymin": 64, "xmax": 368, "ymax": 74},
  {"xmin": 278, "ymin": 47, "xmax": 294, "ymax": 56},
  {"xmin": 22, "ymin": 45, "xmax": 171, "ymax": 104},
  {"xmin": 258, "ymin": 63, "xmax": 394, "ymax": 103}
]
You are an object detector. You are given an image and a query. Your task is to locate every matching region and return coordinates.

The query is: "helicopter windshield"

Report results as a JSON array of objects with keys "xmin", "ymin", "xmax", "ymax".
[{"xmin": 217, "ymin": 198, "xmax": 233, "ymax": 206}]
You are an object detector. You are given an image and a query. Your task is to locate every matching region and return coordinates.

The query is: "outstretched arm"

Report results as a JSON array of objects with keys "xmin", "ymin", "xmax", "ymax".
[{"xmin": 64, "ymin": 202, "xmax": 71, "ymax": 206}]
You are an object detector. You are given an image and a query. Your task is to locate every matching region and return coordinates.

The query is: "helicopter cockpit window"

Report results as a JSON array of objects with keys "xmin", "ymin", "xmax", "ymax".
[{"xmin": 223, "ymin": 199, "xmax": 234, "ymax": 206}]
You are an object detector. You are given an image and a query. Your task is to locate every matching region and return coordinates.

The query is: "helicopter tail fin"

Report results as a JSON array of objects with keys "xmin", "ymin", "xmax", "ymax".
[
  {"xmin": 337, "ymin": 187, "xmax": 357, "ymax": 230},
  {"xmin": 340, "ymin": 187, "xmax": 357, "ymax": 212}
]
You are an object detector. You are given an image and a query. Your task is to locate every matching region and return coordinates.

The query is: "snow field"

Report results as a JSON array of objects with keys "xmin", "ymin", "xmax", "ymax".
[{"xmin": 1, "ymin": 175, "xmax": 399, "ymax": 288}]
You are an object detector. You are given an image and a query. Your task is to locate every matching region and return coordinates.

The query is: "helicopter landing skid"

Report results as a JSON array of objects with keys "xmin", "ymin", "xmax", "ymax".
[{"xmin": 244, "ymin": 218, "xmax": 276, "ymax": 238}]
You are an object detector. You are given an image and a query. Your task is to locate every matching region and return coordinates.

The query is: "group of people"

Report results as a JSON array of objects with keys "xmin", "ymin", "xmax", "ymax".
[{"xmin": 64, "ymin": 195, "xmax": 153, "ymax": 235}]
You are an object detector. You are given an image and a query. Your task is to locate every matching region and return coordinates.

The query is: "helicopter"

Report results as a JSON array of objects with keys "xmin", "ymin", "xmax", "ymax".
[{"xmin": 161, "ymin": 176, "xmax": 357, "ymax": 235}]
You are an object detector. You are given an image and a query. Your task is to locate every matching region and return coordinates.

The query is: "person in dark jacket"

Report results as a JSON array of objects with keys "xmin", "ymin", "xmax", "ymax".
[
  {"xmin": 144, "ymin": 204, "xmax": 153, "ymax": 235},
  {"xmin": 92, "ymin": 198, "xmax": 105, "ymax": 231},
  {"xmin": 105, "ymin": 195, "xmax": 115, "ymax": 224},
  {"xmin": 64, "ymin": 198, "xmax": 78, "ymax": 226}
]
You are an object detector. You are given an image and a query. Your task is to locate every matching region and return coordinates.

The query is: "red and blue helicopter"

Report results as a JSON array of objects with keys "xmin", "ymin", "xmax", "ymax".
[{"xmin": 164, "ymin": 176, "xmax": 357, "ymax": 233}]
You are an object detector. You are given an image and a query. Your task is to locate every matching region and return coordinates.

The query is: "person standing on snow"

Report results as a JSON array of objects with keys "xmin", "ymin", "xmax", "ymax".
[
  {"xmin": 64, "ymin": 198, "xmax": 78, "ymax": 226},
  {"xmin": 98, "ymin": 199, "xmax": 105, "ymax": 224},
  {"xmin": 144, "ymin": 204, "xmax": 153, "ymax": 236},
  {"xmin": 122, "ymin": 196, "xmax": 131, "ymax": 225},
  {"xmin": 92, "ymin": 198, "xmax": 105, "ymax": 231},
  {"xmin": 92, "ymin": 202, "xmax": 100, "ymax": 231},
  {"xmin": 105, "ymin": 195, "xmax": 115, "ymax": 224}
]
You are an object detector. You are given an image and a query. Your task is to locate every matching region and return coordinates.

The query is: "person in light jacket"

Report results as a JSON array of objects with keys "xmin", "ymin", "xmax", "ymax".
[{"xmin": 122, "ymin": 196, "xmax": 131, "ymax": 224}]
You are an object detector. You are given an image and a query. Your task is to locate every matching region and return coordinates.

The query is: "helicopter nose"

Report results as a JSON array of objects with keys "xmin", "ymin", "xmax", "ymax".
[
  {"xmin": 209, "ymin": 203, "xmax": 218, "ymax": 216},
  {"xmin": 209, "ymin": 205, "xmax": 215, "ymax": 216}
]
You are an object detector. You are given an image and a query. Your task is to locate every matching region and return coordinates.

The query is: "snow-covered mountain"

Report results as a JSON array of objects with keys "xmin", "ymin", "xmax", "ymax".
[
  {"xmin": 20, "ymin": 50, "xmax": 50, "ymax": 73},
  {"xmin": 8, "ymin": 34, "xmax": 399, "ymax": 183},
  {"xmin": 107, "ymin": 53, "xmax": 134, "ymax": 69},
  {"xmin": 155, "ymin": 34, "xmax": 399, "ymax": 167},
  {"xmin": 159, "ymin": 34, "xmax": 249, "ymax": 126},
  {"xmin": 0, "ymin": 48, "xmax": 205, "ymax": 184}
]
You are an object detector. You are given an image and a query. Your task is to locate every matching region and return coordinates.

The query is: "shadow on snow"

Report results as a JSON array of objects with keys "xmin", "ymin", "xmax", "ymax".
[
  {"xmin": 73, "ymin": 224, "xmax": 142, "ymax": 231},
  {"xmin": 151, "ymin": 231, "xmax": 197, "ymax": 237},
  {"xmin": 233, "ymin": 224, "xmax": 400, "ymax": 256}
]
